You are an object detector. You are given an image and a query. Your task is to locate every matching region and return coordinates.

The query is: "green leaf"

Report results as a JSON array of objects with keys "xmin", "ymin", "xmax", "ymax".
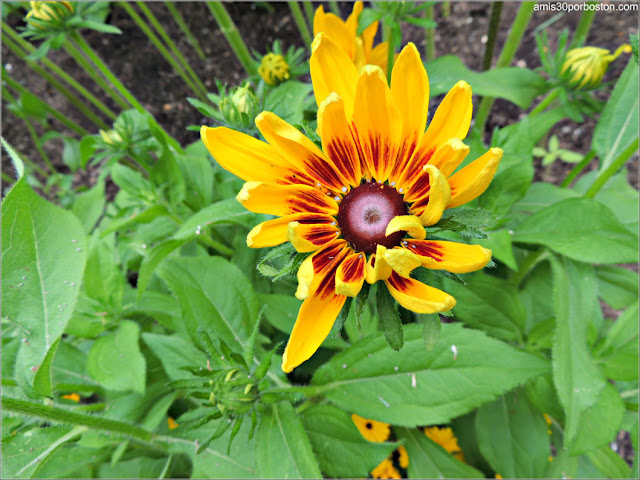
[
  {"xmin": 1, "ymin": 138, "xmax": 25, "ymax": 178},
  {"xmin": 71, "ymin": 180, "xmax": 105, "ymax": 233},
  {"xmin": 512, "ymin": 198, "xmax": 638, "ymax": 264},
  {"xmin": 550, "ymin": 255, "xmax": 607, "ymax": 448},
  {"xmin": 158, "ymin": 256, "xmax": 258, "ymax": 352},
  {"xmin": 110, "ymin": 163, "xmax": 152, "ymax": 200},
  {"xmin": 596, "ymin": 303, "xmax": 639, "ymax": 381},
  {"xmin": 264, "ymin": 81, "xmax": 313, "ymax": 124},
  {"xmin": 142, "ymin": 333, "xmax": 208, "ymax": 382},
  {"xmin": 83, "ymin": 236, "xmax": 125, "ymax": 311},
  {"xmin": 596, "ymin": 265, "xmax": 639, "ymax": 310},
  {"xmin": 256, "ymin": 402, "xmax": 322, "ymax": 479},
  {"xmin": 509, "ymin": 182, "xmax": 579, "ymax": 219},
  {"xmin": 420, "ymin": 313, "xmax": 441, "ymax": 351},
  {"xmin": 475, "ymin": 390, "xmax": 550, "ymax": 478},
  {"xmin": 592, "ymin": 58, "xmax": 639, "ymax": 171},
  {"xmin": 569, "ymin": 383, "xmax": 625, "ymax": 455},
  {"xmin": 1, "ymin": 178, "xmax": 87, "ymax": 395},
  {"xmin": 32, "ymin": 336, "xmax": 61, "ymax": 398},
  {"xmin": 426, "ymin": 55, "xmax": 546, "ymax": 108},
  {"xmin": 376, "ymin": 283, "xmax": 403, "ymax": 350},
  {"xmin": 100, "ymin": 204, "xmax": 171, "ymax": 237},
  {"xmin": 442, "ymin": 272, "xmax": 525, "ymax": 342},
  {"xmin": 1, "ymin": 426, "xmax": 77, "ymax": 479},
  {"xmin": 136, "ymin": 238, "xmax": 184, "ymax": 297},
  {"xmin": 478, "ymin": 229, "xmax": 517, "ymax": 270},
  {"xmin": 173, "ymin": 198, "xmax": 250, "ymax": 240},
  {"xmin": 585, "ymin": 444, "xmax": 632, "ymax": 479},
  {"xmin": 311, "ymin": 323, "xmax": 549, "ymax": 426},
  {"xmin": 301, "ymin": 404, "xmax": 398, "ymax": 478},
  {"xmin": 397, "ymin": 426, "xmax": 484, "ymax": 479},
  {"xmin": 87, "ymin": 320, "xmax": 146, "ymax": 394}
]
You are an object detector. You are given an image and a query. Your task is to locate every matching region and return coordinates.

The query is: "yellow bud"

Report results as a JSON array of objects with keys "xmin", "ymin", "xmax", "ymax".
[
  {"xmin": 561, "ymin": 44, "xmax": 632, "ymax": 90},
  {"xmin": 258, "ymin": 53, "xmax": 291, "ymax": 86},
  {"xmin": 99, "ymin": 129, "xmax": 123, "ymax": 146},
  {"xmin": 26, "ymin": 1, "xmax": 74, "ymax": 24}
]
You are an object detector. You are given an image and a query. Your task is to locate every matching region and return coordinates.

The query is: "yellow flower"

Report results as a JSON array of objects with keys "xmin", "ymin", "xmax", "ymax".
[
  {"xmin": 167, "ymin": 417, "xmax": 179, "ymax": 430},
  {"xmin": 313, "ymin": 1, "xmax": 390, "ymax": 75},
  {"xmin": 351, "ymin": 413, "xmax": 391, "ymax": 442},
  {"xmin": 61, "ymin": 393, "xmax": 80, "ymax": 402},
  {"xmin": 99, "ymin": 129, "xmax": 124, "ymax": 146},
  {"xmin": 560, "ymin": 44, "xmax": 632, "ymax": 90},
  {"xmin": 26, "ymin": 1, "xmax": 73, "ymax": 23},
  {"xmin": 258, "ymin": 53, "xmax": 290, "ymax": 86},
  {"xmin": 425, "ymin": 426, "xmax": 464, "ymax": 460},
  {"xmin": 397, "ymin": 445, "xmax": 409, "ymax": 468},
  {"xmin": 201, "ymin": 35, "xmax": 501, "ymax": 373},
  {"xmin": 371, "ymin": 457, "xmax": 402, "ymax": 479}
]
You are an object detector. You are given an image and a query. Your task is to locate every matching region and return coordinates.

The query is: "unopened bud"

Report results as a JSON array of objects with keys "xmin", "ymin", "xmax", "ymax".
[
  {"xmin": 258, "ymin": 53, "xmax": 291, "ymax": 86},
  {"xmin": 561, "ymin": 44, "xmax": 632, "ymax": 90}
]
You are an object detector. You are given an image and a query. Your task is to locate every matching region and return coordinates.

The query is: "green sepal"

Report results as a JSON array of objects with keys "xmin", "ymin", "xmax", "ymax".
[
  {"xmin": 197, "ymin": 419, "xmax": 232, "ymax": 454},
  {"xmin": 227, "ymin": 417, "xmax": 244, "ymax": 455},
  {"xmin": 248, "ymin": 409, "xmax": 258, "ymax": 440},
  {"xmin": 254, "ymin": 342, "xmax": 282, "ymax": 382},
  {"xmin": 376, "ymin": 284, "xmax": 404, "ymax": 351}
]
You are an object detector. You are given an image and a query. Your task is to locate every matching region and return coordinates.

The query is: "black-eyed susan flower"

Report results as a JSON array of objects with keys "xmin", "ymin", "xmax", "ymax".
[
  {"xmin": 424, "ymin": 426, "xmax": 464, "ymax": 461},
  {"xmin": 560, "ymin": 44, "xmax": 632, "ymax": 90},
  {"xmin": 61, "ymin": 392, "xmax": 80, "ymax": 402},
  {"xmin": 397, "ymin": 445, "xmax": 409, "ymax": 469},
  {"xmin": 352, "ymin": 413, "xmax": 391, "ymax": 442},
  {"xmin": 314, "ymin": 1, "xmax": 390, "ymax": 75},
  {"xmin": 26, "ymin": 1, "xmax": 73, "ymax": 22},
  {"xmin": 167, "ymin": 416, "xmax": 179, "ymax": 430},
  {"xmin": 201, "ymin": 33, "xmax": 501, "ymax": 373},
  {"xmin": 371, "ymin": 457, "xmax": 402, "ymax": 479},
  {"xmin": 258, "ymin": 53, "xmax": 291, "ymax": 86}
]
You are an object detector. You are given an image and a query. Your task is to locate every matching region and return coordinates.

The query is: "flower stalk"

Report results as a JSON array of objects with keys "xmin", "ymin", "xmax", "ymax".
[
  {"xmin": 569, "ymin": 1, "xmax": 598, "ymax": 49},
  {"xmin": 561, "ymin": 150, "xmax": 596, "ymax": 187},
  {"xmin": 328, "ymin": 1, "xmax": 341, "ymax": 15},
  {"xmin": 207, "ymin": 2, "xmax": 256, "ymax": 76},
  {"xmin": 288, "ymin": 2, "xmax": 312, "ymax": 49},
  {"xmin": 473, "ymin": 1, "xmax": 536, "ymax": 136},
  {"xmin": 424, "ymin": 4, "xmax": 435, "ymax": 61},
  {"xmin": 584, "ymin": 138, "xmax": 639, "ymax": 198},
  {"xmin": 383, "ymin": 22, "xmax": 395, "ymax": 83},
  {"xmin": 482, "ymin": 1, "xmax": 503, "ymax": 71},
  {"xmin": 134, "ymin": 2, "xmax": 209, "ymax": 100},
  {"xmin": 529, "ymin": 87, "xmax": 560, "ymax": 116},
  {"xmin": 164, "ymin": 1, "xmax": 206, "ymax": 60}
]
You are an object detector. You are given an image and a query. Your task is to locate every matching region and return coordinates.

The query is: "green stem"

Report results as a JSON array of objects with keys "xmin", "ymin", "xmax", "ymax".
[
  {"xmin": 383, "ymin": 22, "xmax": 395, "ymax": 83},
  {"xmin": 584, "ymin": 138, "xmax": 639, "ymax": 198},
  {"xmin": 207, "ymin": 2, "xmax": 256, "ymax": 76},
  {"xmin": 70, "ymin": 32, "xmax": 146, "ymax": 113},
  {"xmin": 530, "ymin": 87, "xmax": 560, "ymax": 115},
  {"xmin": 2, "ymin": 23, "xmax": 118, "ymax": 120},
  {"xmin": 327, "ymin": 1, "xmax": 341, "ymax": 15},
  {"xmin": 570, "ymin": 2, "xmax": 598, "ymax": 48},
  {"xmin": 1, "ymin": 34, "xmax": 110, "ymax": 130},
  {"xmin": 473, "ymin": 1, "xmax": 537, "ymax": 136},
  {"xmin": 2, "ymin": 172, "xmax": 15, "ymax": 184},
  {"xmin": 197, "ymin": 233, "xmax": 235, "ymax": 257},
  {"xmin": 302, "ymin": 1, "xmax": 315, "ymax": 32},
  {"xmin": 441, "ymin": 2, "xmax": 451, "ymax": 17},
  {"xmin": 482, "ymin": 2, "xmax": 503, "ymax": 71},
  {"xmin": 62, "ymin": 40, "xmax": 129, "ymax": 111},
  {"xmin": 560, "ymin": 149, "xmax": 596, "ymax": 187},
  {"xmin": 424, "ymin": 4, "xmax": 435, "ymax": 61},
  {"xmin": 3, "ymin": 87, "xmax": 55, "ymax": 173},
  {"xmin": 164, "ymin": 2, "xmax": 206, "ymax": 61},
  {"xmin": 2, "ymin": 396, "xmax": 159, "ymax": 446},
  {"xmin": 288, "ymin": 2, "xmax": 312, "ymax": 48},
  {"xmin": 135, "ymin": 2, "xmax": 208, "ymax": 99},
  {"xmin": 3, "ymin": 72, "xmax": 88, "ymax": 136}
]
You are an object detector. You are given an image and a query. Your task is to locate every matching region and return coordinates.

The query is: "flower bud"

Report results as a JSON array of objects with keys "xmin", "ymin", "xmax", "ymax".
[
  {"xmin": 561, "ymin": 44, "xmax": 632, "ymax": 90},
  {"xmin": 99, "ymin": 129, "xmax": 123, "ymax": 146},
  {"xmin": 209, "ymin": 369, "xmax": 258, "ymax": 416},
  {"xmin": 258, "ymin": 53, "xmax": 291, "ymax": 86},
  {"xmin": 220, "ymin": 83, "xmax": 259, "ymax": 127},
  {"xmin": 26, "ymin": 1, "xmax": 74, "ymax": 25}
]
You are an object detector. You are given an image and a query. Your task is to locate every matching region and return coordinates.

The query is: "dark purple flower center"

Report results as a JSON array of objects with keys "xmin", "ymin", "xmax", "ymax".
[{"xmin": 337, "ymin": 181, "xmax": 407, "ymax": 254}]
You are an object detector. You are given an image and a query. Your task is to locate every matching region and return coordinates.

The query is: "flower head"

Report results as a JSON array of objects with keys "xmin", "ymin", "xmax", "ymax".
[
  {"xmin": 201, "ymin": 34, "xmax": 501, "ymax": 373},
  {"xmin": 314, "ymin": 1, "xmax": 390, "ymax": 74},
  {"xmin": 425, "ymin": 426, "xmax": 464, "ymax": 461},
  {"xmin": 258, "ymin": 53, "xmax": 291, "ymax": 86},
  {"xmin": 352, "ymin": 413, "xmax": 391, "ymax": 442},
  {"xmin": 561, "ymin": 44, "xmax": 632, "ymax": 90},
  {"xmin": 371, "ymin": 458, "xmax": 402, "ymax": 479},
  {"xmin": 26, "ymin": 1, "xmax": 73, "ymax": 24}
]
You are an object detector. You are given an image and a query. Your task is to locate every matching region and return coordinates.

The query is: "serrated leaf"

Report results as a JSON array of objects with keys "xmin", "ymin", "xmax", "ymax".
[
  {"xmin": 311, "ymin": 323, "xmax": 549, "ymax": 426},
  {"xmin": 1, "ymin": 177, "xmax": 87, "ymax": 395},
  {"xmin": 256, "ymin": 402, "xmax": 322, "ymax": 479},
  {"xmin": 142, "ymin": 333, "xmax": 208, "ymax": 382}
]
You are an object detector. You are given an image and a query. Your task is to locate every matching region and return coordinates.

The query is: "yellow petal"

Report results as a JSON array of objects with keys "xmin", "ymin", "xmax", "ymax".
[
  {"xmin": 403, "ymin": 239, "xmax": 493, "ymax": 273},
  {"xmin": 237, "ymin": 181, "xmax": 338, "ymax": 216},
  {"xmin": 345, "ymin": 1, "xmax": 364, "ymax": 36},
  {"xmin": 448, "ymin": 147, "xmax": 503, "ymax": 208},
  {"xmin": 421, "ymin": 81, "xmax": 473, "ymax": 151},
  {"xmin": 310, "ymin": 33, "xmax": 359, "ymax": 120},
  {"xmin": 361, "ymin": 19, "xmax": 379, "ymax": 56},
  {"xmin": 317, "ymin": 93, "xmax": 362, "ymax": 187},
  {"xmin": 312, "ymin": 8, "xmax": 355, "ymax": 58},
  {"xmin": 365, "ymin": 245, "xmax": 392, "ymax": 283},
  {"xmin": 409, "ymin": 165, "xmax": 451, "ymax": 226},
  {"xmin": 383, "ymin": 246, "xmax": 422, "ymax": 278},
  {"xmin": 352, "ymin": 65, "xmax": 401, "ymax": 182},
  {"xmin": 369, "ymin": 41, "xmax": 390, "ymax": 75},
  {"xmin": 385, "ymin": 215, "xmax": 426, "ymax": 240},
  {"xmin": 296, "ymin": 240, "xmax": 348, "ymax": 300},
  {"xmin": 351, "ymin": 413, "xmax": 390, "ymax": 442},
  {"xmin": 427, "ymin": 137, "xmax": 470, "ymax": 178},
  {"xmin": 247, "ymin": 216, "xmax": 291, "ymax": 248},
  {"xmin": 335, "ymin": 251, "xmax": 366, "ymax": 297},
  {"xmin": 201, "ymin": 126, "xmax": 304, "ymax": 185},
  {"xmin": 256, "ymin": 111, "xmax": 348, "ymax": 192},
  {"xmin": 385, "ymin": 272, "xmax": 456, "ymax": 313},
  {"xmin": 288, "ymin": 220, "xmax": 340, "ymax": 253},
  {"xmin": 391, "ymin": 43, "xmax": 429, "ymax": 147}
]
